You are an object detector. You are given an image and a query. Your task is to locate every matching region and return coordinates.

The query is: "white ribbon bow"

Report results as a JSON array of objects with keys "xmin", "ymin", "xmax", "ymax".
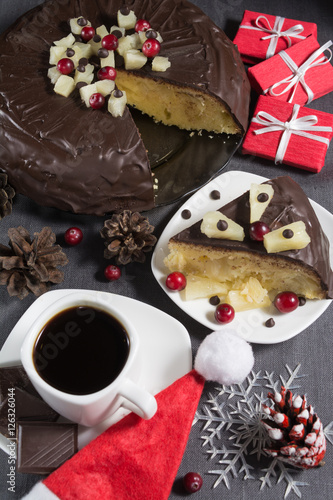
[
  {"xmin": 252, "ymin": 104, "xmax": 332, "ymax": 164},
  {"xmin": 240, "ymin": 15, "xmax": 306, "ymax": 58},
  {"xmin": 264, "ymin": 40, "xmax": 333, "ymax": 104}
]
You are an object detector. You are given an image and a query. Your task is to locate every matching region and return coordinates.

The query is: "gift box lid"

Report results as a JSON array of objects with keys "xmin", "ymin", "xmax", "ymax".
[
  {"xmin": 248, "ymin": 35, "xmax": 333, "ymax": 105},
  {"xmin": 234, "ymin": 10, "xmax": 317, "ymax": 65},
  {"xmin": 242, "ymin": 95, "xmax": 333, "ymax": 173}
]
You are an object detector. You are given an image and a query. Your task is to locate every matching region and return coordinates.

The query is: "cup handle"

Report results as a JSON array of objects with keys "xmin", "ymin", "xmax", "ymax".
[{"xmin": 119, "ymin": 378, "xmax": 157, "ymax": 420}]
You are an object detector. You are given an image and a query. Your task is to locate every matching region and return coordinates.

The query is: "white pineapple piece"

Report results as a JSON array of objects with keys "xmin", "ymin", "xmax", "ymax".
[
  {"xmin": 184, "ymin": 275, "xmax": 228, "ymax": 301},
  {"xmin": 117, "ymin": 9, "xmax": 137, "ymax": 30},
  {"xmin": 110, "ymin": 25, "xmax": 125, "ymax": 37},
  {"xmin": 53, "ymin": 33, "xmax": 76, "ymax": 47},
  {"xmin": 96, "ymin": 25, "xmax": 109, "ymax": 38},
  {"xmin": 69, "ymin": 17, "xmax": 91, "ymax": 35},
  {"xmin": 100, "ymin": 50, "xmax": 115, "ymax": 68},
  {"xmin": 108, "ymin": 90, "xmax": 127, "ymax": 117},
  {"xmin": 200, "ymin": 211, "xmax": 245, "ymax": 241},
  {"xmin": 124, "ymin": 49, "xmax": 147, "ymax": 70},
  {"xmin": 79, "ymin": 83, "xmax": 97, "ymax": 107},
  {"xmin": 74, "ymin": 42, "xmax": 93, "ymax": 59},
  {"xmin": 96, "ymin": 80, "xmax": 115, "ymax": 96},
  {"xmin": 88, "ymin": 36, "xmax": 102, "ymax": 56},
  {"xmin": 49, "ymin": 46, "xmax": 66, "ymax": 65},
  {"xmin": 74, "ymin": 63, "xmax": 95, "ymax": 85},
  {"xmin": 250, "ymin": 183, "xmax": 274, "ymax": 222},
  {"xmin": 263, "ymin": 221, "xmax": 311, "ymax": 253},
  {"xmin": 47, "ymin": 66, "xmax": 61, "ymax": 84},
  {"xmin": 227, "ymin": 279, "xmax": 271, "ymax": 311},
  {"xmin": 152, "ymin": 56, "xmax": 171, "ymax": 72},
  {"xmin": 54, "ymin": 75, "xmax": 75, "ymax": 97},
  {"xmin": 117, "ymin": 34, "xmax": 140, "ymax": 56}
]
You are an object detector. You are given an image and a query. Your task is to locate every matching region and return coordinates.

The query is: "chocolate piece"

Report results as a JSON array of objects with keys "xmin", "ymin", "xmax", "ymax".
[
  {"xmin": 299, "ymin": 296, "xmax": 307, "ymax": 306},
  {"xmin": 217, "ymin": 220, "xmax": 228, "ymax": 231},
  {"xmin": 113, "ymin": 89, "xmax": 123, "ymax": 98},
  {"xmin": 181, "ymin": 209, "xmax": 191, "ymax": 220},
  {"xmin": 93, "ymin": 34, "xmax": 101, "ymax": 42},
  {"xmin": 146, "ymin": 29, "xmax": 157, "ymax": 39},
  {"xmin": 265, "ymin": 318, "xmax": 275, "ymax": 328},
  {"xmin": 210, "ymin": 190, "xmax": 221, "ymax": 200},
  {"xmin": 112, "ymin": 29, "xmax": 123, "ymax": 39},
  {"xmin": 0, "ymin": 387, "xmax": 59, "ymax": 437},
  {"xmin": 77, "ymin": 17, "xmax": 87, "ymax": 26},
  {"xmin": 209, "ymin": 295, "xmax": 220, "ymax": 306},
  {"xmin": 17, "ymin": 422, "xmax": 78, "ymax": 474},
  {"xmin": 79, "ymin": 57, "xmax": 88, "ymax": 66},
  {"xmin": 0, "ymin": 0, "xmax": 249, "ymax": 216},
  {"xmin": 120, "ymin": 5, "xmax": 131, "ymax": 15},
  {"xmin": 77, "ymin": 64, "xmax": 86, "ymax": 72},
  {"xmin": 283, "ymin": 229, "xmax": 294, "ymax": 239},
  {"xmin": 98, "ymin": 48, "xmax": 109, "ymax": 58},
  {"xmin": 76, "ymin": 81, "xmax": 87, "ymax": 89},
  {"xmin": 66, "ymin": 48, "xmax": 75, "ymax": 57},
  {"xmin": 257, "ymin": 192, "xmax": 269, "ymax": 203}
]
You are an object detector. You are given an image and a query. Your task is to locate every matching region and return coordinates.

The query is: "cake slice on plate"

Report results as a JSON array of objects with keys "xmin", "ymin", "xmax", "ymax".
[{"xmin": 164, "ymin": 176, "xmax": 333, "ymax": 310}]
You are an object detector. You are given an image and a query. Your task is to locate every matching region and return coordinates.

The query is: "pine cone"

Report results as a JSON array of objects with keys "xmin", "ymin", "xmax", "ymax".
[
  {"xmin": 0, "ymin": 226, "xmax": 69, "ymax": 299},
  {"xmin": 0, "ymin": 173, "xmax": 15, "ymax": 219},
  {"xmin": 100, "ymin": 210, "xmax": 157, "ymax": 265},
  {"xmin": 262, "ymin": 386, "xmax": 326, "ymax": 469}
]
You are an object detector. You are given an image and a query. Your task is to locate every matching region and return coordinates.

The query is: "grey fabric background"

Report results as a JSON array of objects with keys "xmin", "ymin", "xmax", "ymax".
[{"xmin": 0, "ymin": 0, "xmax": 332, "ymax": 498}]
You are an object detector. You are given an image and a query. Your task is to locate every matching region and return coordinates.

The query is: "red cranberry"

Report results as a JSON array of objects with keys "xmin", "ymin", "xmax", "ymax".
[
  {"xmin": 165, "ymin": 272, "xmax": 186, "ymax": 291},
  {"xmin": 102, "ymin": 34, "xmax": 118, "ymax": 51},
  {"xmin": 274, "ymin": 292, "xmax": 299, "ymax": 313},
  {"xmin": 183, "ymin": 472, "xmax": 203, "ymax": 493},
  {"xmin": 89, "ymin": 93, "xmax": 105, "ymax": 109},
  {"xmin": 64, "ymin": 227, "xmax": 83, "ymax": 246},
  {"xmin": 135, "ymin": 19, "xmax": 151, "ymax": 32},
  {"xmin": 57, "ymin": 58, "xmax": 74, "ymax": 75},
  {"xmin": 142, "ymin": 38, "xmax": 161, "ymax": 57},
  {"xmin": 81, "ymin": 26, "xmax": 95, "ymax": 41},
  {"xmin": 97, "ymin": 66, "xmax": 117, "ymax": 81},
  {"xmin": 215, "ymin": 303, "xmax": 235, "ymax": 324},
  {"xmin": 249, "ymin": 221, "xmax": 271, "ymax": 241},
  {"xmin": 104, "ymin": 265, "xmax": 121, "ymax": 281}
]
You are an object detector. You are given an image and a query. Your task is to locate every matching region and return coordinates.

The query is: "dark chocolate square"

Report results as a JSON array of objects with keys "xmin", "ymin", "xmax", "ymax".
[{"xmin": 17, "ymin": 421, "xmax": 78, "ymax": 474}]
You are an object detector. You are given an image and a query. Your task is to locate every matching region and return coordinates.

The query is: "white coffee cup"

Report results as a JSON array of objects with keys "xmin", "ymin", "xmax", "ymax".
[{"xmin": 20, "ymin": 291, "xmax": 157, "ymax": 427}]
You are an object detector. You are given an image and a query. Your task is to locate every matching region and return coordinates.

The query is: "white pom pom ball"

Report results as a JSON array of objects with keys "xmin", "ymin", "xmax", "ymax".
[{"xmin": 194, "ymin": 329, "xmax": 254, "ymax": 386}]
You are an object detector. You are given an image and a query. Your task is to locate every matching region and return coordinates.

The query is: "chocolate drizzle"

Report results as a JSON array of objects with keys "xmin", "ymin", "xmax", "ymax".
[
  {"xmin": 0, "ymin": 0, "xmax": 249, "ymax": 216},
  {"xmin": 171, "ymin": 176, "xmax": 333, "ymax": 298}
]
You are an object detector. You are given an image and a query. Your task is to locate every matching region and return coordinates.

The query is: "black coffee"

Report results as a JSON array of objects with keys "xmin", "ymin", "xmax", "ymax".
[{"xmin": 33, "ymin": 306, "xmax": 130, "ymax": 395}]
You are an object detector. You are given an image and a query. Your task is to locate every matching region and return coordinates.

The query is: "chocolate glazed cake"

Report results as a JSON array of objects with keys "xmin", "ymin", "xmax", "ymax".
[
  {"xmin": 165, "ymin": 177, "xmax": 333, "ymax": 301},
  {"xmin": 0, "ymin": 0, "xmax": 250, "ymax": 216}
]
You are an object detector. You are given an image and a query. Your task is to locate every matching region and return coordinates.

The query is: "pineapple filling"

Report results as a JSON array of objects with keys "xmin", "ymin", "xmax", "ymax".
[
  {"xmin": 164, "ymin": 246, "xmax": 324, "ymax": 308},
  {"xmin": 116, "ymin": 71, "xmax": 240, "ymax": 134}
]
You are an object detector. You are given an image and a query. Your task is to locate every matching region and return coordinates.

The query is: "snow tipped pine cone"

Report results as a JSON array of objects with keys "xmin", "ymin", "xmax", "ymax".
[{"xmin": 262, "ymin": 386, "xmax": 326, "ymax": 469}]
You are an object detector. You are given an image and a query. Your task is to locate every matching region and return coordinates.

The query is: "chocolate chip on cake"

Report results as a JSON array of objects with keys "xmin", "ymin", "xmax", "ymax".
[
  {"xmin": 66, "ymin": 48, "xmax": 75, "ymax": 57},
  {"xmin": 217, "ymin": 220, "xmax": 228, "ymax": 231},
  {"xmin": 93, "ymin": 34, "xmax": 101, "ymax": 43},
  {"xmin": 282, "ymin": 229, "xmax": 294, "ymax": 239},
  {"xmin": 146, "ymin": 29, "xmax": 158, "ymax": 39},
  {"xmin": 98, "ymin": 48, "xmax": 109, "ymax": 58},
  {"xmin": 257, "ymin": 192, "xmax": 269, "ymax": 203}
]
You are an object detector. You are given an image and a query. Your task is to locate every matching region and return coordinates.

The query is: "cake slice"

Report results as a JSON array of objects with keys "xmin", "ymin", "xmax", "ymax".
[{"xmin": 164, "ymin": 177, "xmax": 333, "ymax": 307}]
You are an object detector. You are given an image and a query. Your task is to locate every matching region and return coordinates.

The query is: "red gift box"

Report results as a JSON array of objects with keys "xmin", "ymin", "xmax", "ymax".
[
  {"xmin": 233, "ymin": 10, "xmax": 317, "ymax": 65},
  {"xmin": 248, "ymin": 36, "xmax": 333, "ymax": 105},
  {"xmin": 242, "ymin": 95, "xmax": 333, "ymax": 173}
]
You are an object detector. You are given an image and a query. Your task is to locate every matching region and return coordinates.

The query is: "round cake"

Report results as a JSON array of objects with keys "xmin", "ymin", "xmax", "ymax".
[{"xmin": 0, "ymin": 0, "xmax": 250, "ymax": 216}]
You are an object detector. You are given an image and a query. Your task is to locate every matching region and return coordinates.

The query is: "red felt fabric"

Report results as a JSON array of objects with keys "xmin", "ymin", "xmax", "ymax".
[
  {"xmin": 233, "ymin": 10, "xmax": 317, "ymax": 65},
  {"xmin": 248, "ymin": 35, "xmax": 333, "ymax": 105},
  {"xmin": 242, "ymin": 95, "xmax": 333, "ymax": 173},
  {"xmin": 43, "ymin": 370, "xmax": 205, "ymax": 500}
]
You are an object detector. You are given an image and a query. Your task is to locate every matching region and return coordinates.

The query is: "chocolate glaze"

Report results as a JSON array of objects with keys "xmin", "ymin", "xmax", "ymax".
[
  {"xmin": 0, "ymin": 0, "xmax": 250, "ymax": 216},
  {"xmin": 171, "ymin": 176, "xmax": 333, "ymax": 298}
]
